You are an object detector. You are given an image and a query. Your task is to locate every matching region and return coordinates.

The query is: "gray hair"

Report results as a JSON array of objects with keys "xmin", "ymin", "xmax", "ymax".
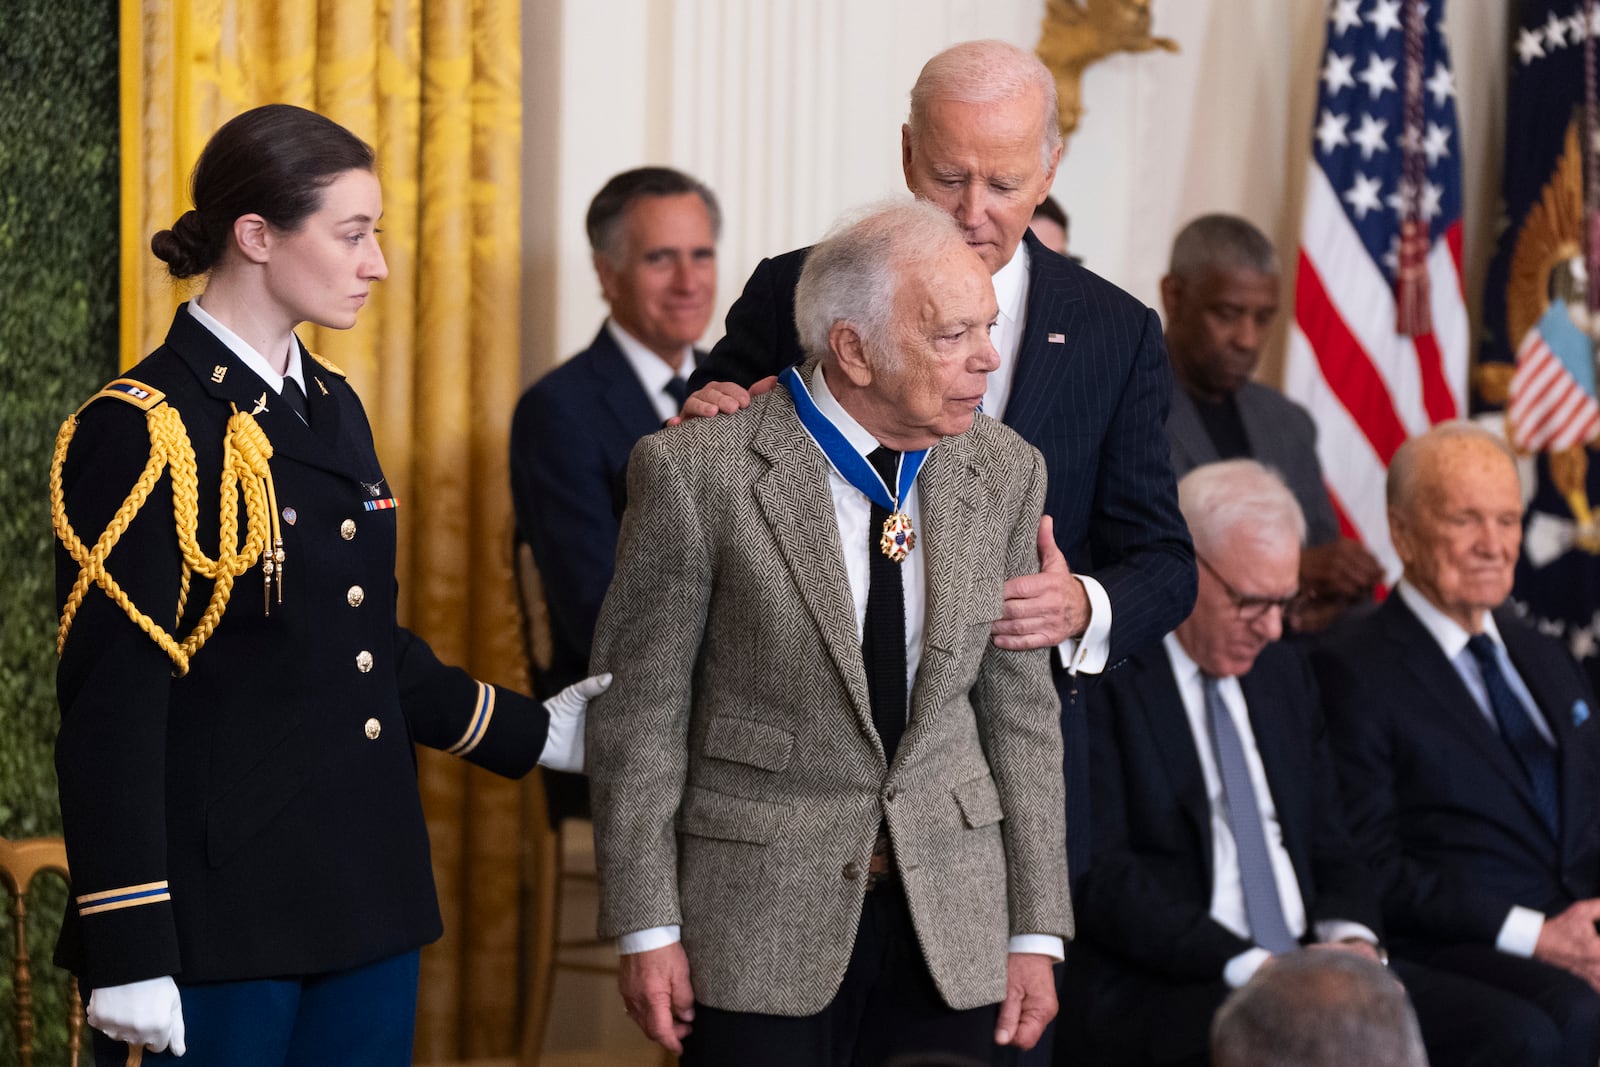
[
  {"xmin": 1387, "ymin": 420, "xmax": 1519, "ymax": 512},
  {"xmin": 1168, "ymin": 214, "xmax": 1279, "ymax": 280},
  {"xmin": 1212, "ymin": 951, "xmax": 1428, "ymax": 1067},
  {"xmin": 907, "ymin": 40, "xmax": 1061, "ymax": 169},
  {"xmin": 1178, "ymin": 460, "xmax": 1306, "ymax": 556},
  {"xmin": 793, "ymin": 198, "xmax": 968, "ymax": 365},
  {"xmin": 585, "ymin": 166, "xmax": 722, "ymax": 263}
]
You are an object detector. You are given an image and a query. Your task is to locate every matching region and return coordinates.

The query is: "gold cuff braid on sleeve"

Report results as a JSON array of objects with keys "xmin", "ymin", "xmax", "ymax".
[{"xmin": 50, "ymin": 399, "xmax": 283, "ymax": 676}]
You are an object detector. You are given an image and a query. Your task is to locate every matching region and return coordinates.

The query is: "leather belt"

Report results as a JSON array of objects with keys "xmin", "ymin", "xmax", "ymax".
[{"xmin": 867, "ymin": 829, "xmax": 895, "ymax": 890}]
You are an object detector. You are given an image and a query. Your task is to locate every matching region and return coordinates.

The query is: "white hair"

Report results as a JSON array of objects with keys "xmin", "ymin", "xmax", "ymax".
[
  {"xmin": 793, "ymin": 198, "xmax": 967, "ymax": 365},
  {"xmin": 907, "ymin": 39, "xmax": 1062, "ymax": 168},
  {"xmin": 1178, "ymin": 459, "xmax": 1306, "ymax": 557}
]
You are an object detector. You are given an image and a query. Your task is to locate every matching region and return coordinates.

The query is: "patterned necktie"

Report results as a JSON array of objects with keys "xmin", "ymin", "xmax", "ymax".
[
  {"xmin": 863, "ymin": 446, "xmax": 907, "ymax": 765},
  {"xmin": 665, "ymin": 375, "xmax": 689, "ymax": 412},
  {"xmin": 1466, "ymin": 634, "xmax": 1560, "ymax": 837},
  {"xmin": 1202, "ymin": 674, "xmax": 1298, "ymax": 955},
  {"xmin": 281, "ymin": 376, "xmax": 311, "ymax": 427}
]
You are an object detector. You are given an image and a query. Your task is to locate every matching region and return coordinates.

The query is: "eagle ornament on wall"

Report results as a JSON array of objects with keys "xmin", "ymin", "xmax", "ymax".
[{"xmin": 1036, "ymin": 0, "xmax": 1178, "ymax": 146}]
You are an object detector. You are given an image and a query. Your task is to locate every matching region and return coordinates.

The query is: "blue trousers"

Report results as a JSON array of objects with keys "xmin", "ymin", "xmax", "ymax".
[{"xmin": 92, "ymin": 950, "xmax": 420, "ymax": 1067}]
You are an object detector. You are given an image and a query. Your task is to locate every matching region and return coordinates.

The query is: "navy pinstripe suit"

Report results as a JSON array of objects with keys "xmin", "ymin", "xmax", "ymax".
[{"xmin": 689, "ymin": 229, "xmax": 1196, "ymax": 882}]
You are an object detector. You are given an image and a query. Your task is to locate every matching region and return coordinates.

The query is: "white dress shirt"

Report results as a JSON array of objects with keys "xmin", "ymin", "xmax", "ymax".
[
  {"xmin": 984, "ymin": 244, "xmax": 1112, "ymax": 677},
  {"xmin": 607, "ymin": 319, "xmax": 695, "ymax": 424},
  {"xmin": 188, "ymin": 296, "xmax": 307, "ymax": 396},
  {"xmin": 1163, "ymin": 635, "xmax": 1376, "ymax": 986},
  {"xmin": 621, "ymin": 364, "xmax": 1064, "ymax": 961},
  {"xmin": 1394, "ymin": 581, "xmax": 1551, "ymax": 958}
]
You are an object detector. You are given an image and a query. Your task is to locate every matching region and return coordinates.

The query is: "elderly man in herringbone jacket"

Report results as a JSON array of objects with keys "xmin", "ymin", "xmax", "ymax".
[{"xmin": 586, "ymin": 198, "xmax": 1072, "ymax": 1067}]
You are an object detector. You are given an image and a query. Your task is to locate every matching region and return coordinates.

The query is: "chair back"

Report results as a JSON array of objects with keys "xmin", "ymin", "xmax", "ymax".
[{"xmin": 0, "ymin": 836, "xmax": 82, "ymax": 1067}]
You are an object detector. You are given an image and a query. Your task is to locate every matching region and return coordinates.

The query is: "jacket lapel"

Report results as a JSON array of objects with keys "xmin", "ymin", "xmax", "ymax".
[
  {"xmin": 750, "ymin": 387, "xmax": 878, "ymax": 754},
  {"xmin": 164, "ymin": 308, "xmax": 368, "ymax": 481},
  {"xmin": 1000, "ymin": 230, "xmax": 1085, "ymax": 441},
  {"xmin": 898, "ymin": 431, "xmax": 981, "ymax": 764},
  {"xmin": 1384, "ymin": 597, "xmax": 1548, "ymax": 827},
  {"xmin": 1168, "ymin": 387, "xmax": 1217, "ymax": 471},
  {"xmin": 1498, "ymin": 609, "xmax": 1586, "ymax": 856},
  {"xmin": 1240, "ymin": 660, "xmax": 1313, "ymax": 894},
  {"xmin": 1136, "ymin": 649, "xmax": 1215, "ymax": 881},
  {"xmin": 591, "ymin": 328, "xmax": 669, "ymax": 440}
]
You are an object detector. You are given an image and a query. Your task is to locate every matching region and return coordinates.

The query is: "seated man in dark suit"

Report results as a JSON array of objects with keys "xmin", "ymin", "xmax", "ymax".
[
  {"xmin": 1160, "ymin": 214, "xmax": 1381, "ymax": 631},
  {"xmin": 1313, "ymin": 421, "xmax": 1600, "ymax": 1067},
  {"xmin": 509, "ymin": 166, "xmax": 719, "ymax": 695},
  {"xmin": 1065, "ymin": 458, "xmax": 1552, "ymax": 1066}
]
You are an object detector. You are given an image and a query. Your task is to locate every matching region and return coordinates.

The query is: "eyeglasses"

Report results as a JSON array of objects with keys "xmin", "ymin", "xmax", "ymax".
[{"xmin": 1196, "ymin": 553, "xmax": 1304, "ymax": 622}]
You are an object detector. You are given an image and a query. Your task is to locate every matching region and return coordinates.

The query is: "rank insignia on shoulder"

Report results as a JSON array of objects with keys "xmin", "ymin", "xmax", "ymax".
[
  {"xmin": 308, "ymin": 351, "xmax": 347, "ymax": 378},
  {"xmin": 79, "ymin": 378, "xmax": 167, "ymax": 415}
]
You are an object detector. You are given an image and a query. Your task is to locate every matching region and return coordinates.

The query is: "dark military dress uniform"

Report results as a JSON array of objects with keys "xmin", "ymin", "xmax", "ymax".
[{"xmin": 52, "ymin": 306, "xmax": 549, "ymax": 1040}]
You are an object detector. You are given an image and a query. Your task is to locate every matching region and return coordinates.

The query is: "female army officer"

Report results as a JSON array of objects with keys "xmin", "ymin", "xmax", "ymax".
[{"xmin": 50, "ymin": 104, "xmax": 604, "ymax": 1065}]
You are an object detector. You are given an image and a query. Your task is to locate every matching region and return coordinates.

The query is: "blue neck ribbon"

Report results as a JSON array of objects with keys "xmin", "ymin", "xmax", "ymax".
[{"xmin": 780, "ymin": 365, "xmax": 929, "ymax": 511}]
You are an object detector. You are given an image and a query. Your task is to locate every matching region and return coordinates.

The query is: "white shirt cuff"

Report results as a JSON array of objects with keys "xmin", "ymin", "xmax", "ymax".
[
  {"xmin": 1057, "ymin": 575, "xmax": 1111, "ymax": 675},
  {"xmin": 537, "ymin": 696, "xmax": 584, "ymax": 773},
  {"xmin": 1314, "ymin": 919, "xmax": 1380, "ymax": 947},
  {"xmin": 1496, "ymin": 906, "xmax": 1544, "ymax": 958},
  {"xmin": 1008, "ymin": 934, "xmax": 1065, "ymax": 962},
  {"xmin": 618, "ymin": 925, "xmax": 682, "ymax": 955},
  {"xmin": 1224, "ymin": 947, "xmax": 1274, "ymax": 988}
]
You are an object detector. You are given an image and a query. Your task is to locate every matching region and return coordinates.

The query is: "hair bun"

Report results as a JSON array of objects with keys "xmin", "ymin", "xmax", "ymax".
[{"xmin": 150, "ymin": 209, "xmax": 212, "ymax": 278}]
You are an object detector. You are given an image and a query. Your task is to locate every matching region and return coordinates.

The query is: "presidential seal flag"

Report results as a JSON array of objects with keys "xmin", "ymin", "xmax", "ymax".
[
  {"xmin": 1285, "ymin": 0, "xmax": 1468, "ymax": 580},
  {"xmin": 1477, "ymin": 1, "xmax": 1600, "ymax": 666}
]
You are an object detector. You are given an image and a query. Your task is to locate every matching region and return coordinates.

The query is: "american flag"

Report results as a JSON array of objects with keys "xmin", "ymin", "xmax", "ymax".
[
  {"xmin": 1285, "ymin": 0, "xmax": 1467, "ymax": 579},
  {"xmin": 1509, "ymin": 328, "xmax": 1600, "ymax": 452}
]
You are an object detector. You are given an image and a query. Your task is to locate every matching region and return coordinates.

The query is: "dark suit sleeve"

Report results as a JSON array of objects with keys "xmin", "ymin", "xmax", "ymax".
[
  {"xmin": 687, "ymin": 254, "xmax": 806, "ymax": 392},
  {"xmin": 1312, "ymin": 645, "xmax": 1518, "ymax": 945},
  {"xmin": 394, "ymin": 624, "xmax": 549, "ymax": 778},
  {"xmin": 54, "ymin": 400, "xmax": 186, "ymax": 987},
  {"xmin": 1088, "ymin": 307, "xmax": 1196, "ymax": 665},
  {"xmin": 509, "ymin": 378, "xmax": 624, "ymax": 683},
  {"xmin": 1076, "ymin": 679, "xmax": 1254, "ymax": 980}
]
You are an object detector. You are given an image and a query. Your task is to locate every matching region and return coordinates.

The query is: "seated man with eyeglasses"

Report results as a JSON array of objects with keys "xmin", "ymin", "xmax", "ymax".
[{"xmin": 1056, "ymin": 459, "xmax": 1555, "ymax": 1067}]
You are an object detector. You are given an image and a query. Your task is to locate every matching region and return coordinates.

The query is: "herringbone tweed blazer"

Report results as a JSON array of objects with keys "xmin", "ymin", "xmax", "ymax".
[{"xmin": 587, "ymin": 373, "xmax": 1071, "ymax": 1016}]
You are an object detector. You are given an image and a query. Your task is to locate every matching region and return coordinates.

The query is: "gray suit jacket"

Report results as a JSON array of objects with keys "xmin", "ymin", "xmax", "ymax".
[
  {"xmin": 1166, "ymin": 380, "xmax": 1340, "ymax": 546},
  {"xmin": 587, "ymin": 374, "xmax": 1071, "ymax": 1015}
]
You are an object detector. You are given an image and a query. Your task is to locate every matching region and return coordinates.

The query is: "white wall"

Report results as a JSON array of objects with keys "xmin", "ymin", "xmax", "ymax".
[{"xmin": 522, "ymin": 0, "xmax": 1508, "ymax": 386}]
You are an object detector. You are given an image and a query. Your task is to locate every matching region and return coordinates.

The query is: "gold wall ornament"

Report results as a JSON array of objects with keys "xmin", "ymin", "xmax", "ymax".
[{"xmin": 1037, "ymin": 0, "xmax": 1179, "ymax": 146}]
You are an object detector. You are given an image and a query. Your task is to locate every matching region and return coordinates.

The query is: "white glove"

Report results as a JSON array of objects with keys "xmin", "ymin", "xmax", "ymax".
[
  {"xmin": 87, "ymin": 975, "xmax": 186, "ymax": 1056},
  {"xmin": 537, "ymin": 672, "xmax": 611, "ymax": 773}
]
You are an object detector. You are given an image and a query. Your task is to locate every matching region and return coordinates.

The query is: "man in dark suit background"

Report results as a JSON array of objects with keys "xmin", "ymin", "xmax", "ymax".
[
  {"xmin": 1313, "ymin": 422, "xmax": 1600, "ymax": 1067},
  {"xmin": 510, "ymin": 166, "xmax": 719, "ymax": 695},
  {"xmin": 681, "ymin": 40, "xmax": 1197, "ymax": 895},
  {"xmin": 1159, "ymin": 213, "xmax": 1381, "ymax": 632},
  {"xmin": 1063, "ymin": 458, "xmax": 1544, "ymax": 1066}
]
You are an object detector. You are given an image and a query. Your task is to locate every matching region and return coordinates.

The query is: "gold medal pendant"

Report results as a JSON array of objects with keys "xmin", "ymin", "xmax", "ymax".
[{"xmin": 880, "ymin": 511, "xmax": 915, "ymax": 563}]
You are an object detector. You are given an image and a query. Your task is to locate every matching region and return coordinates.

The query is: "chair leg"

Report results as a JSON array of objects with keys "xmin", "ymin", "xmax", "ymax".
[{"xmin": 519, "ymin": 785, "xmax": 562, "ymax": 1065}]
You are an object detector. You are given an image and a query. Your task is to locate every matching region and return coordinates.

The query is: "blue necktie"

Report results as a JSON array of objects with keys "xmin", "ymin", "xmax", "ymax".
[
  {"xmin": 1203, "ymin": 674, "xmax": 1298, "ymax": 955},
  {"xmin": 665, "ymin": 375, "xmax": 689, "ymax": 411},
  {"xmin": 1466, "ymin": 634, "xmax": 1560, "ymax": 838}
]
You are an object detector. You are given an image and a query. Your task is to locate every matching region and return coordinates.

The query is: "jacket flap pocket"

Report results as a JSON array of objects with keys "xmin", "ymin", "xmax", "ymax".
[
  {"xmin": 703, "ymin": 716, "xmax": 795, "ymax": 772},
  {"xmin": 679, "ymin": 786, "xmax": 787, "ymax": 845},
  {"xmin": 953, "ymin": 773, "xmax": 1004, "ymax": 829}
]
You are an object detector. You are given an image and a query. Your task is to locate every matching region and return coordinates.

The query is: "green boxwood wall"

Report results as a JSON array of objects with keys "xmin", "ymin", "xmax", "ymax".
[{"xmin": 0, "ymin": 1, "xmax": 119, "ymax": 1064}]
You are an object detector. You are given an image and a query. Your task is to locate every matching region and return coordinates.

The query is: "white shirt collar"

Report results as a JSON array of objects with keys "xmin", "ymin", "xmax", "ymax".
[
  {"xmin": 991, "ymin": 241, "xmax": 1030, "ymax": 326},
  {"xmin": 187, "ymin": 297, "xmax": 306, "ymax": 393},
  {"xmin": 1395, "ymin": 579, "xmax": 1504, "ymax": 660},
  {"xmin": 606, "ymin": 318, "xmax": 694, "ymax": 395},
  {"xmin": 1163, "ymin": 630, "xmax": 1208, "ymax": 684},
  {"xmin": 808, "ymin": 362, "xmax": 881, "ymax": 458}
]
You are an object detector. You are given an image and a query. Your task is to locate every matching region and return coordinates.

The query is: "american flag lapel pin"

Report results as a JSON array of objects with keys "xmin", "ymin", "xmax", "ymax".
[{"xmin": 1048, "ymin": 332, "xmax": 1066, "ymax": 344}]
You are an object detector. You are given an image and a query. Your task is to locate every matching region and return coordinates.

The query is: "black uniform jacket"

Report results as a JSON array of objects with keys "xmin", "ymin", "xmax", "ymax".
[{"xmin": 54, "ymin": 306, "xmax": 549, "ymax": 988}]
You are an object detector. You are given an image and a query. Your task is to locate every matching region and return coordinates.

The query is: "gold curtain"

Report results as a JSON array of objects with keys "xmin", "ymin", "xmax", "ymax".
[{"xmin": 121, "ymin": 1, "xmax": 530, "ymax": 1058}]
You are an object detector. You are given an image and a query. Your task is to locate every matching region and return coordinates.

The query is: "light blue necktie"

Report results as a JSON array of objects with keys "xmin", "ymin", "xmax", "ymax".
[{"xmin": 1203, "ymin": 674, "xmax": 1298, "ymax": 955}]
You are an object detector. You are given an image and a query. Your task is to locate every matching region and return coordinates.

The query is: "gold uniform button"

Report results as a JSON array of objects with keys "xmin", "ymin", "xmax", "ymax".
[
  {"xmin": 346, "ymin": 585, "xmax": 365, "ymax": 608},
  {"xmin": 340, "ymin": 519, "xmax": 357, "ymax": 540},
  {"xmin": 364, "ymin": 717, "xmax": 382, "ymax": 740},
  {"xmin": 356, "ymin": 650, "xmax": 374, "ymax": 673}
]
